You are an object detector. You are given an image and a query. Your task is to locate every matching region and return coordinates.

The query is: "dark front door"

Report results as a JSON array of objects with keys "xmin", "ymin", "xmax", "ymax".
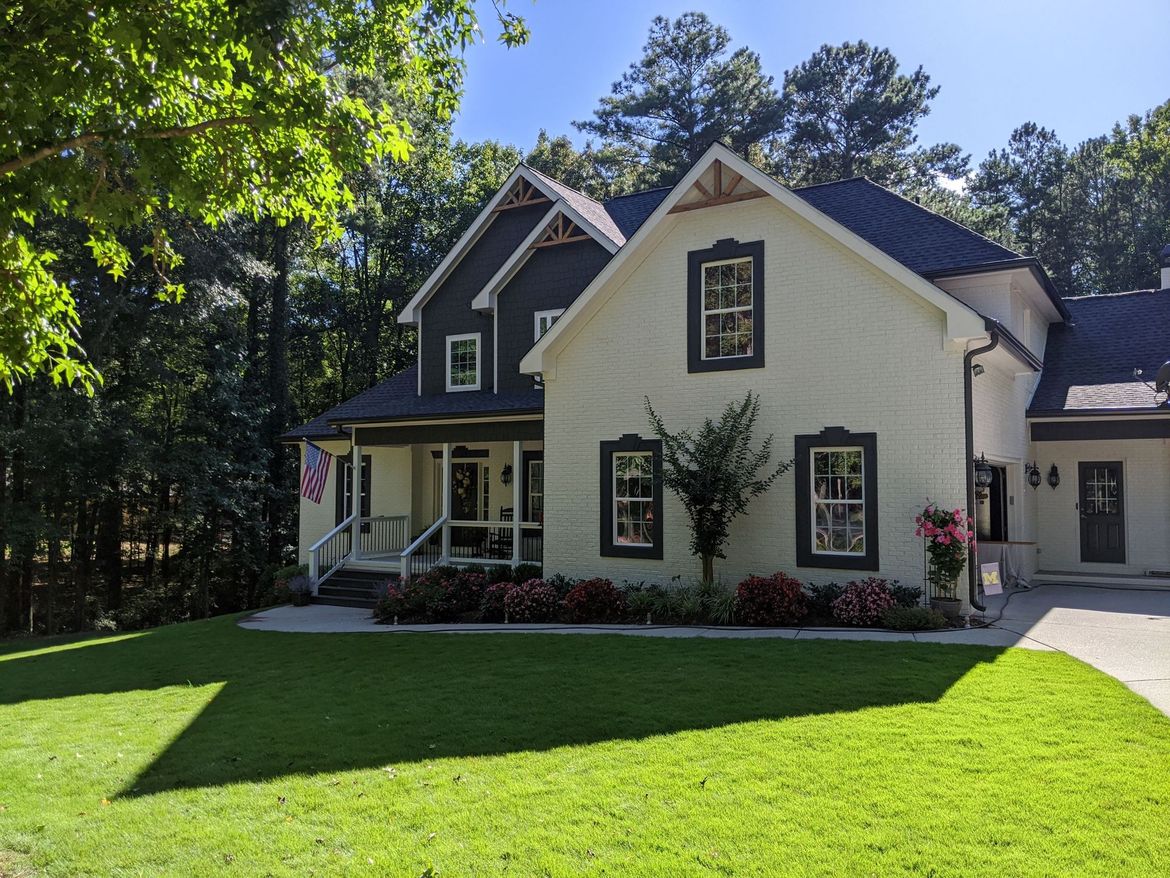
[
  {"xmin": 1079, "ymin": 461, "xmax": 1125, "ymax": 563},
  {"xmin": 450, "ymin": 461, "xmax": 480, "ymax": 521}
]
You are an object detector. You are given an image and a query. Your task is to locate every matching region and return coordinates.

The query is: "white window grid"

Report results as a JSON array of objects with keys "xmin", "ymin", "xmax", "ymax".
[
  {"xmin": 613, "ymin": 451, "xmax": 654, "ymax": 547},
  {"xmin": 446, "ymin": 333, "xmax": 480, "ymax": 392},
  {"xmin": 701, "ymin": 256, "xmax": 753, "ymax": 360},
  {"xmin": 811, "ymin": 447, "xmax": 865, "ymax": 556}
]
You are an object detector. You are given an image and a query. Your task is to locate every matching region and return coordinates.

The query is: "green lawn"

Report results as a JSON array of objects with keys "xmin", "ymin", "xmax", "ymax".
[{"xmin": 1, "ymin": 617, "xmax": 1168, "ymax": 877}]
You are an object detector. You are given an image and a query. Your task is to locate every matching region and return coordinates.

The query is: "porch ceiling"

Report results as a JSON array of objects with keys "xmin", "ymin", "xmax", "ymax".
[{"xmin": 353, "ymin": 417, "xmax": 543, "ymax": 446}]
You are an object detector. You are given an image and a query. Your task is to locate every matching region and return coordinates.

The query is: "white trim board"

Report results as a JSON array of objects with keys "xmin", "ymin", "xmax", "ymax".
[{"xmin": 521, "ymin": 142, "xmax": 989, "ymax": 380}]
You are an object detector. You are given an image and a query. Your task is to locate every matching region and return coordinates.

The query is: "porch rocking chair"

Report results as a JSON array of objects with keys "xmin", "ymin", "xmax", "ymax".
[{"xmin": 487, "ymin": 507, "xmax": 514, "ymax": 560}]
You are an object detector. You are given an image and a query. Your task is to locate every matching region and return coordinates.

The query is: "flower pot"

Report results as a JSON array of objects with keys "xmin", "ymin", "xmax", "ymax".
[
  {"xmin": 290, "ymin": 592, "xmax": 312, "ymax": 607},
  {"xmin": 929, "ymin": 596, "xmax": 962, "ymax": 621}
]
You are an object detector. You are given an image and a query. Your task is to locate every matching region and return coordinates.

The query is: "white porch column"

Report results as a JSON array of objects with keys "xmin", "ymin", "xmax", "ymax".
[
  {"xmin": 511, "ymin": 440, "xmax": 522, "ymax": 566},
  {"xmin": 350, "ymin": 443, "xmax": 362, "ymax": 560},
  {"xmin": 441, "ymin": 442, "xmax": 452, "ymax": 562}
]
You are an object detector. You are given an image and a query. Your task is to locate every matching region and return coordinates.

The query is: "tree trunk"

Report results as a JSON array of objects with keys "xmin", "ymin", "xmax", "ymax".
[
  {"xmin": 96, "ymin": 484, "xmax": 123, "ymax": 610},
  {"xmin": 701, "ymin": 554, "xmax": 715, "ymax": 586},
  {"xmin": 267, "ymin": 222, "xmax": 293, "ymax": 564},
  {"xmin": 73, "ymin": 496, "xmax": 93, "ymax": 631}
]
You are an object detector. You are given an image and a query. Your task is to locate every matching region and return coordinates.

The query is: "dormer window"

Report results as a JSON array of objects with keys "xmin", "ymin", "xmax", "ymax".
[
  {"xmin": 687, "ymin": 239, "xmax": 765, "ymax": 372},
  {"xmin": 446, "ymin": 333, "xmax": 480, "ymax": 392}
]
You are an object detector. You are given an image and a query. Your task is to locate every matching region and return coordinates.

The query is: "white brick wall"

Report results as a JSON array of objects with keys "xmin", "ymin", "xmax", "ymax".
[
  {"xmin": 971, "ymin": 355, "xmax": 1041, "ymax": 580},
  {"xmin": 542, "ymin": 197, "xmax": 968, "ymax": 591},
  {"xmin": 1034, "ymin": 438, "xmax": 1170, "ymax": 575}
]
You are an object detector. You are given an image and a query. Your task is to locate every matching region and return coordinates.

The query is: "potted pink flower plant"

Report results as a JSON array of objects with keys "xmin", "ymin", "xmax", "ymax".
[{"xmin": 914, "ymin": 501, "xmax": 974, "ymax": 620}]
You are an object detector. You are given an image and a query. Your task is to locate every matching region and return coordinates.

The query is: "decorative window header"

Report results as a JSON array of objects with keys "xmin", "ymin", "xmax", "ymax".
[
  {"xmin": 795, "ymin": 427, "xmax": 879, "ymax": 571},
  {"xmin": 687, "ymin": 239, "xmax": 765, "ymax": 372}
]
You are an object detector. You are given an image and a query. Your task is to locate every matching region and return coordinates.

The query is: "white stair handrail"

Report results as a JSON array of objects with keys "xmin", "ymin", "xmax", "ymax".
[
  {"xmin": 310, "ymin": 512, "xmax": 356, "ymax": 587},
  {"xmin": 400, "ymin": 514, "xmax": 448, "ymax": 580}
]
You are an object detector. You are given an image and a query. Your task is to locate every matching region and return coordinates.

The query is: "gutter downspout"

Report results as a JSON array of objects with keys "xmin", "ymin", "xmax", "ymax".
[{"xmin": 963, "ymin": 333, "xmax": 1000, "ymax": 612}]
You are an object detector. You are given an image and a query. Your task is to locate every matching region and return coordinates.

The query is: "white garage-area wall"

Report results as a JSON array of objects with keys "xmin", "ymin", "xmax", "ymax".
[{"xmin": 1033, "ymin": 437, "xmax": 1170, "ymax": 576}]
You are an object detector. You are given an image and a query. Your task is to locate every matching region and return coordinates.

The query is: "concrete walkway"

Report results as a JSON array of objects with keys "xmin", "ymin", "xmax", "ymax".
[{"xmin": 239, "ymin": 584, "xmax": 1170, "ymax": 714}]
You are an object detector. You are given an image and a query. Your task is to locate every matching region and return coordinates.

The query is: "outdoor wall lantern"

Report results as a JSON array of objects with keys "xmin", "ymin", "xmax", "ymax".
[
  {"xmin": 973, "ymin": 453, "xmax": 994, "ymax": 489},
  {"xmin": 1025, "ymin": 462, "xmax": 1043, "ymax": 489},
  {"xmin": 1047, "ymin": 464, "xmax": 1061, "ymax": 489},
  {"xmin": 500, "ymin": 464, "xmax": 513, "ymax": 486}
]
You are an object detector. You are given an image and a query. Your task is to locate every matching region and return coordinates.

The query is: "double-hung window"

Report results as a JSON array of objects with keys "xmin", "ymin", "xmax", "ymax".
[
  {"xmin": 446, "ymin": 333, "xmax": 480, "ymax": 392},
  {"xmin": 795, "ymin": 427, "xmax": 878, "ymax": 570},
  {"xmin": 702, "ymin": 257, "xmax": 754, "ymax": 359},
  {"xmin": 600, "ymin": 435, "xmax": 663, "ymax": 559},
  {"xmin": 687, "ymin": 238, "xmax": 764, "ymax": 372}
]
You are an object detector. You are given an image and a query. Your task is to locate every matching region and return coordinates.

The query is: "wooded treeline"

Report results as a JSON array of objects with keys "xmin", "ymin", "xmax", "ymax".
[{"xmin": 2, "ymin": 12, "xmax": 1167, "ymax": 634}]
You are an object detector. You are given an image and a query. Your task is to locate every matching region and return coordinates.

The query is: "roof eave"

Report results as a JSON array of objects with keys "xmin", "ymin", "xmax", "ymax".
[{"xmin": 924, "ymin": 258, "xmax": 1071, "ymax": 321}]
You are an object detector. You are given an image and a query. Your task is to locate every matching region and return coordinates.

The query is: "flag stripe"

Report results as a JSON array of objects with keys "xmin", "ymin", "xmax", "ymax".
[{"xmin": 300, "ymin": 442, "xmax": 332, "ymax": 504}]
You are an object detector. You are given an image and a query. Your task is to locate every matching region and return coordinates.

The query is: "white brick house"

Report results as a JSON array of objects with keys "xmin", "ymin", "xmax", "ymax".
[{"xmin": 286, "ymin": 143, "xmax": 1170, "ymax": 609}]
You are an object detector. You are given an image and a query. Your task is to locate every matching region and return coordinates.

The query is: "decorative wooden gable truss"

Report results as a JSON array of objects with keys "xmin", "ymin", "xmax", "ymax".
[
  {"xmin": 493, "ymin": 176, "xmax": 551, "ymax": 212},
  {"xmin": 669, "ymin": 158, "xmax": 767, "ymax": 214},
  {"xmin": 531, "ymin": 211, "xmax": 591, "ymax": 249}
]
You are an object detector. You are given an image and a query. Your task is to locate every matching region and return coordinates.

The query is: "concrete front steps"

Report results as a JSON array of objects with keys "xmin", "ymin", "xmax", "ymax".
[{"xmin": 313, "ymin": 568, "xmax": 394, "ymax": 609}]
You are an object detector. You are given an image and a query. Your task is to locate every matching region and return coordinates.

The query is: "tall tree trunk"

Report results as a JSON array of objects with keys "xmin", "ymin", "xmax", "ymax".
[
  {"xmin": 96, "ymin": 483, "xmax": 123, "ymax": 610},
  {"xmin": 267, "ymin": 222, "xmax": 293, "ymax": 564}
]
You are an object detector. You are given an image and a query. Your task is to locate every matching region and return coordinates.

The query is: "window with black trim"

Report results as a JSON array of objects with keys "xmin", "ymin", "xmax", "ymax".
[
  {"xmin": 687, "ymin": 238, "xmax": 764, "ymax": 372},
  {"xmin": 600, "ymin": 435, "xmax": 663, "ymax": 559},
  {"xmin": 795, "ymin": 427, "xmax": 878, "ymax": 570}
]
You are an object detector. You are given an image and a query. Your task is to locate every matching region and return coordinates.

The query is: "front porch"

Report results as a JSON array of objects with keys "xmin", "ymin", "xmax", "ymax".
[{"xmin": 306, "ymin": 429, "xmax": 544, "ymax": 591}]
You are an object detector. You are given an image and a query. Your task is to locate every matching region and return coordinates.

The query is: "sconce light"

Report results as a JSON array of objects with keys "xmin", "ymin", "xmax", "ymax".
[
  {"xmin": 973, "ymin": 452, "xmax": 994, "ymax": 489},
  {"xmin": 1025, "ymin": 461, "xmax": 1042, "ymax": 490},
  {"xmin": 1047, "ymin": 464, "xmax": 1060, "ymax": 489},
  {"xmin": 500, "ymin": 464, "xmax": 513, "ymax": 486},
  {"xmin": 971, "ymin": 363, "xmax": 986, "ymax": 377}
]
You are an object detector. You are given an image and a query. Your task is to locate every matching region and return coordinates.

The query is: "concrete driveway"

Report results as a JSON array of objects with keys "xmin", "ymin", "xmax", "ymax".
[{"xmin": 987, "ymin": 585, "xmax": 1170, "ymax": 716}]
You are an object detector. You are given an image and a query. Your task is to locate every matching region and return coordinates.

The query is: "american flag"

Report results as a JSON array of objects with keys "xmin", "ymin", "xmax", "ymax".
[{"xmin": 300, "ymin": 442, "xmax": 332, "ymax": 504}]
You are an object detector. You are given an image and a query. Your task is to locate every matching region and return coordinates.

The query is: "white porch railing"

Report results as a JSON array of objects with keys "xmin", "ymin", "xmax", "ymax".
[
  {"xmin": 359, "ymin": 514, "xmax": 410, "ymax": 558},
  {"xmin": 400, "ymin": 514, "xmax": 448, "ymax": 580},
  {"xmin": 309, "ymin": 513, "xmax": 355, "ymax": 589},
  {"xmin": 444, "ymin": 520, "xmax": 543, "ymax": 566}
]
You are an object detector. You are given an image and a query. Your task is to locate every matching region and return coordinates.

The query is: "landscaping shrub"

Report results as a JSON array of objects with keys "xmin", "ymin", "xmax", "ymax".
[
  {"xmin": 544, "ymin": 573, "xmax": 580, "ymax": 599},
  {"xmin": 406, "ymin": 566, "xmax": 487, "ymax": 622},
  {"xmin": 879, "ymin": 606, "xmax": 949, "ymax": 630},
  {"xmin": 480, "ymin": 581, "xmax": 514, "ymax": 622},
  {"xmin": 734, "ymin": 573, "xmax": 808, "ymax": 626},
  {"xmin": 832, "ymin": 577, "xmax": 897, "ymax": 626},
  {"xmin": 888, "ymin": 582, "xmax": 923, "ymax": 608},
  {"xmin": 562, "ymin": 578, "xmax": 627, "ymax": 623},
  {"xmin": 697, "ymin": 579, "xmax": 736, "ymax": 625},
  {"xmin": 286, "ymin": 574, "xmax": 313, "ymax": 607},
  {"xmin": 803, "ymin": 581, "xmax": 844, "ymax": 618},
  {"xmin": 621, "ymin": 583, "xmax": 660, "ymax": 622},
  {"xmin": 511, "ymin": 563, "xmax": 543, "ymax": 584},
  {"xmin": 373, "ymin": 582, "xmax": 411, "ymax": 623},
  {"xmin": 503, "ymin": 579, "xmax": 559, "ymax": 622}
]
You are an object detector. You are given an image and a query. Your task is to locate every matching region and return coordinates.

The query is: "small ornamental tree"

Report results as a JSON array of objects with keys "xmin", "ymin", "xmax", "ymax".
[{"xmin": 645, "ymin": 392, "xmax": 792, "ymax": 584}]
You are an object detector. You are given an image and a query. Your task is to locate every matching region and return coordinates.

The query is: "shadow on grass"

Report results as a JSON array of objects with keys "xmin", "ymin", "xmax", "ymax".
[{"xmin": 0, "ymin": 616, "xmax": 1004, "ymax": 797}]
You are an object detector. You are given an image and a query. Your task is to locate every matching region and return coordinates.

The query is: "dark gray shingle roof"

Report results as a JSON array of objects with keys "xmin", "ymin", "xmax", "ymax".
[
  {"xmin": 1029, "ymin": 289, "xmax": 1170, "ymax": 415},
  {"xmin": 523, "ymin": 165, "xmax": 627, "ymax": 246},
  {"xmin": 792, "ymin": 177, "xmax": 1021, "ymax": 275},
  {"xmin": 604, "ymin": 187, "xmax": 672, "ymax": 239},
  {"xmin": 282, "ymin": 365, "xmax": 544, "ymax": 438}
]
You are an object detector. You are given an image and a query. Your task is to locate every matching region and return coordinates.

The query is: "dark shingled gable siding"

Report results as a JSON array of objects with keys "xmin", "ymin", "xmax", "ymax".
[
  {"xmin": 495, "ymin": 239, "xmax": 612, "ymax": 392},
  {"xmin": 419, "ymin": 202, "xmax": 549, "ymax": 395}
]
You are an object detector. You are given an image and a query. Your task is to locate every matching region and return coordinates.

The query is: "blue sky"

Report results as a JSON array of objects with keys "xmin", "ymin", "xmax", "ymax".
[{"xmin": 453, "ymin": 0, "xmax": 1168, "ymax": 166}]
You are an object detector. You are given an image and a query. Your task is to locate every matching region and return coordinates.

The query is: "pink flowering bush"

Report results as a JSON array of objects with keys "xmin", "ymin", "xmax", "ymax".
[
  {"xmin": 915, "ymin": 501, "xmax": 974, "ymax": 597},
  {"xmin": 734, "ymin": 573, "xmax": 808, "ymax": 626},
  {"xmin": 562, "ymin": 578, "xmax": 627, "ymax": 623},
  {"xmin": 480, "ymin": 581, "xmax": 515, "ymax": 622},
  {"xmin": 832, "ymin": 577, "xmax": 897, "ymax": 626},
  {"xmin": 503, "ymin": 579, "xmax": 560, "ymax": 622}
]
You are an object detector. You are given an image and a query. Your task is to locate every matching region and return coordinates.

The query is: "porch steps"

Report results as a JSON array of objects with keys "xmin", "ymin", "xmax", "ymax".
[{"xmin": 313, "ymin": 568, "xmax": 394, "ymax": 609}]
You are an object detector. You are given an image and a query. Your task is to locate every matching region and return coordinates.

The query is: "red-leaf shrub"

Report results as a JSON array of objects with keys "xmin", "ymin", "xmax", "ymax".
[
  {"xmin": 480, "ymin": 581, "xmax": 514, "ymax": 622},
  {"xmin": 373, "ymin": 581, "xmax": 417, "ymax": 623},
  {"xmin": 734, "ymin": 573, "xmax": 808, "ymax": 626},
  {"xmin": 503, "ymin": 578, "xmax": 559, "ymax": 622},
  {"xmin": 562, "ymin": 578, "xmax": 627, "ymax": 623},
  {"xmin": 831, "ymin": 577, "xmax": 897, "ymax": 626}
]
